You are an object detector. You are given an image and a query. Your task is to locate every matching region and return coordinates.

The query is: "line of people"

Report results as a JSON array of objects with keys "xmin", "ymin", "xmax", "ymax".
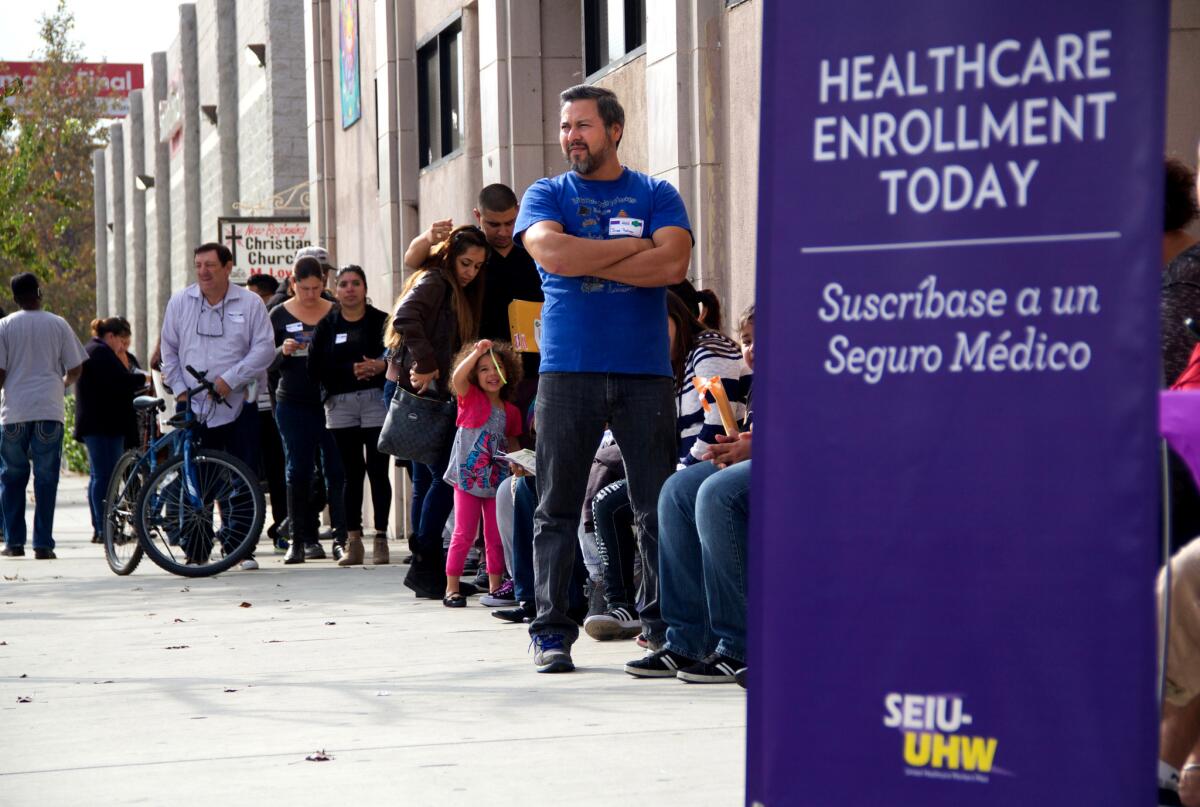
[{"xmin": 5, "ymin": 81, "xmax": 758, "ymax": 690}]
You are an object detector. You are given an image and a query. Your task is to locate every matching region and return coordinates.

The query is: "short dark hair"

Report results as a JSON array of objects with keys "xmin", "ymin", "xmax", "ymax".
[
  {"xmin": 560, "ymin": 84, "xmax": 624, "ymax": 146},
  {"xmin": 1166, "ymin": 158, "xmax": 1199, "ymax": 233},
  {"xmin": 194, "ymin": 242, "xmax": 233, "ymax": 265},
  {"xmin": 478, "ymin": 184, "xmax": 519, "ymax": 213},
  {"xmin": 292, "ymin": 257, "xmax": 325, "ymax": 283},
  {"xmin": 10, "ymin": 272, "xmax": 39, "ymax": 301},
  {"xmin": 246, "ymin": 274, "xmax": 280, "ymax": 295}
]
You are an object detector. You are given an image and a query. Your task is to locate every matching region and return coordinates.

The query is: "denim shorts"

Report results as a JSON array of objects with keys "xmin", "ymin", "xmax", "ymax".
[{"xmin": 325, "ymin": 389, "xmax": 387, "ymax": 430}]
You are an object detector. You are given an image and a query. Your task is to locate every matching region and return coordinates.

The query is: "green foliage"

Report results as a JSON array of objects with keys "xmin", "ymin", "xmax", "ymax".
[
  {"xmin": 0, "ymin": 0, "xmax": 107, "ymax": 340},
  {"xmin": 62, "ymin": 393, "xmax": 89, "ymax": 474}
]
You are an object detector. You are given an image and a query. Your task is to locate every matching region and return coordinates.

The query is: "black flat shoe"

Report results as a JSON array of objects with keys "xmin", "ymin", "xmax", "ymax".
[
  {"xmin": 1, "ymin": 546, "xmax": 25, "ymax": 557},
  {"xmin": 443, "ymin": 592, "xmax": 466, "ymax": 608},
  {"xmin": 304, "ymin": 543, "xmax": 326, "ymax": 560},
  {"xmin": 283, "ymin": 544, "xmax": 305, "ymax": 564},
  {"xmin": 33, "ymin": 548, "xmax": 56, "ymax": 560}
]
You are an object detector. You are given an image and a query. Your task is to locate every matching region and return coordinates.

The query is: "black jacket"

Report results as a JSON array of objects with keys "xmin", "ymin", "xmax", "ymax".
[{"xmin": 74, "ymin": 339, "xmax": 147, "ymax": 441}]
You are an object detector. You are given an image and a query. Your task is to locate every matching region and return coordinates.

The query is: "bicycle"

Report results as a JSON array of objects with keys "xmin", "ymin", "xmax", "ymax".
[
  {"xmin": 104, "ymin": 366, "xmax": 265, "ymax": 577},
  {"xmin": 101, "ymin": 394, "xmax": 163, "ymax": 575}
]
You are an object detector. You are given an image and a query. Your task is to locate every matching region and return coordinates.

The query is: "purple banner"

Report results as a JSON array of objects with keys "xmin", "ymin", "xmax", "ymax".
[{"xmin": 748, "ymin": 3, "xmax": 1168, "ymax": 805}]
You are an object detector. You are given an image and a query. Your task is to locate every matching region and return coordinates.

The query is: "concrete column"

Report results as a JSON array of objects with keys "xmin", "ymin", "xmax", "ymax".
[
  {"xmin": 108, "ymin": 123, "xmax": 127, "ymax": 317},
  {"xmin": 151, "ymin": 52, "xmax": 172, "ymax": 321},
  {"xmin": 645, "ymin": 0, "xmax": 726, "ymax": 295},
  {"xmin": 306, "ymin": 0, "xmax": 337, "ymax": 258},
  {"xmin": 537, "ymin": 3, "xmax": 581, "ymax": 177},
  {"xmin": 478, "ymin": 0, "xmax": 511, "ymax": 187},
  {"xmin": 374, "ymin": 0, "xmax": 402, "ymax": 286},
  {"xmin": 216, "ymin": 0, "xmax": 240, "ymax": 216},
  {"xmin": 127, "ymin": 92, "xmax": 149, "ymax": 362},
  {"xmin": 93, "ymin": 150, "xmax": 108, "ymax": 317},
  {"xmin": 181, "ymin": 4, "xmax": 202, "ymax": 254},
  {"xmin": 506, "ymin": 0, "xmax": 544, "ymax": 194}
]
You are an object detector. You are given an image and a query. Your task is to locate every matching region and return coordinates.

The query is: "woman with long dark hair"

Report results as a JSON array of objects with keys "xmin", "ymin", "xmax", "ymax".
[
  {"xmin": 269, "ymin": 257, "xmax": 347, "ymax": 564},
  {"xmin": 75, "ymin": 317, "xmax": 150, "ymax": 543},
  {"xmin": 386, "ymin": 224, "xmax": 488, "ymax": 597},
  {"xmin": 309, "ymin": 265, "xmax": 391, "ymax": 566}
]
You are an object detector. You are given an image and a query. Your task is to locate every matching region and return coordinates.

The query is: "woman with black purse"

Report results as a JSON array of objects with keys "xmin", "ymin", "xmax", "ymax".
[{"xmin": 385, "ymin": 225, "xmax": 488, "ymax": 597}]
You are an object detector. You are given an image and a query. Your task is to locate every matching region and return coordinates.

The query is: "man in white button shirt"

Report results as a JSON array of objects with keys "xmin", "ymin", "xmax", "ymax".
[{"xmin": 159, "ymin": 243, "xmax": 275, "ymax": 566}]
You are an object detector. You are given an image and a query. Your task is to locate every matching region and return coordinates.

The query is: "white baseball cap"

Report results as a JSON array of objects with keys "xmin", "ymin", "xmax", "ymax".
[{"xmin": 294, "ymin": 245, "xmax": 331, "ymax": 266}]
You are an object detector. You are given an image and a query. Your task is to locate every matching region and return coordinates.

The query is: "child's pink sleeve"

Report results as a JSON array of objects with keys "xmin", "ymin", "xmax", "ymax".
[{"xmin": 456, "ymin": 384, "xmax": 489, "ymax": 428}]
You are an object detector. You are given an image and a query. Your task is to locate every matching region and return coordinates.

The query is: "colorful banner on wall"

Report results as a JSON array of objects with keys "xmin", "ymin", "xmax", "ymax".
[
  {"xmin": 219, "ymin": 217, "xmax": 313, "ymax": 284},
  {"xmin": 748, "ymin": 2, "xmax": 1168, "ymax": 805},
  {"xmin": 339, "ymin": 0, "xmax": 361, "ymax": 129}
]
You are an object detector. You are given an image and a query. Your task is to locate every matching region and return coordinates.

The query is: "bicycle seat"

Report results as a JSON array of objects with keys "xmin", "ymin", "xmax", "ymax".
[{"xmin": 134, "ymin": 396, "xmax": 166, "ymax": 412}]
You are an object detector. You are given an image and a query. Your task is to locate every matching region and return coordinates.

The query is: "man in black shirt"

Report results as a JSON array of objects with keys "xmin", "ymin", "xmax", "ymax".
[{"xmin": 402, "ymin": 184, "xmax": 544, "ymax": 436}]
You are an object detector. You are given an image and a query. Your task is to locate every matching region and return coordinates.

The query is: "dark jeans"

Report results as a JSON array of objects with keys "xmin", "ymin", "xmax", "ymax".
[
  {"xmin": 1, "ymin": 420, "xmax": 64, "ymax": 550},
  {"xmin": 84, "ymin": 434, "xmax": 126, "ymax": 538},
  {"xmin": 259, "ymin": 409, "xmax": 287, "ymax": 529},
  {"xmin": 530, "ymin": 373, "xmax": 676, "ymax": 644},
  {"xmin": 411, "ymin": 445, "xmax": 453, "ymax": 556},
  {"xmin": 511, "ymin": 475, "xmax": 537, "ymax": 602},
  {"xmin": 275, "ymin": 400, "xmax": 346, "ymax": 543},
  {"xmin": 332, "ymin": 426, "xmax": 391, "ymax": 533},
  {"xmin": 185, "ymin": 402, "xmax": 263, "ymax": 556},
  {"xmin": 192, "ymin": 402, "xmax": 261, "ymax": 470},
  {"xmin": 659, "ymin": 460, "xmax": 751, "ymax": 663}
]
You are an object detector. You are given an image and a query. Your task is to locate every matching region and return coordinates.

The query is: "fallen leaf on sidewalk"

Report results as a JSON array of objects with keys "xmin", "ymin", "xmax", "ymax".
[
  {"xmin": 277, "ymin": 599, "xmax": 290, "ymax": 603},
  {"xmin": 0, "ymin": 641, "xmax": 7, "ymax": 645},
  {"xmin": 165, "ymin": 645, "xmax": 189, "ymax": 650},
  {"xmin": 239, "ymin": 602, "xmax": 252, "ymax": 608},
  {"xmin": 19, "ymin": 673, "xmax": 26, "ymax": 678},
  {"xmin": 16, "ymin": 696, "xmax": 31, "ymax": 703},
  {"xmin": 173, "ymin": 618, "xmax": 185, "ymax": 623},
  {"xmin": 305, "ymin": 750, "xmax": 332, "ymax": 762},
  {"xmin": 264, "ymin": 639, "xmax": 283, "ymax": 644},
  {"xmin": 224, "ymin": 688, "xmax": 238, "ymax": 693},
  {"xmin": 324, "ymin": 621, "xmax": 336, "ymax": 626}
]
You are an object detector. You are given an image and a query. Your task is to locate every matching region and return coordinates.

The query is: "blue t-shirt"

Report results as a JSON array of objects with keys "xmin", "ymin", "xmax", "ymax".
[{"xmin": 514, "ymin": 168, "xmax": 692, "ymax": 376}]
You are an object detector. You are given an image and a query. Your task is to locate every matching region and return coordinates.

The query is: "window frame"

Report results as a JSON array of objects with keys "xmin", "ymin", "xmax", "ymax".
[
  {"xmin": 415, "ymin": 16, "xmax": 465, "ymax": 170},
  {"xmin": 582, "ymin": 0, "xmax": 646, "ymax": 82}
]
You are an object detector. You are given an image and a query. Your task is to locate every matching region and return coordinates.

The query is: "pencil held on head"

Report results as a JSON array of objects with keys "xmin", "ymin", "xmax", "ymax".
[
  {"xmin": 489, "ymin": 349, "xmax": 507, "ymax": 385},
  {"xmin": 693, "ymin": 376, "xmax": 739, "ymax": 437}
]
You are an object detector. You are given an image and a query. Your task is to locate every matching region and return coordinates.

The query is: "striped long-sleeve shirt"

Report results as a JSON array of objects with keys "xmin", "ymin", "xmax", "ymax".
[{"xmin": 676, "ymin": 331, "xmax": 753, "ymax": 466}]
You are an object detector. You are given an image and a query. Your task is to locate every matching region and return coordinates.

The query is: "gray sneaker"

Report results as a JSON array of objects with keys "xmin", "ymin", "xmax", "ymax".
[{"xmin": 531, "ymin": 633, "xmax": 575, "ymax": 673}]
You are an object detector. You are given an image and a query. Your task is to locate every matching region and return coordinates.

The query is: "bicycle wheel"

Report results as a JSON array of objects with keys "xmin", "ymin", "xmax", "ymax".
[
  {"xmin": 136, "ymin": 449, "xmax": 265, "ymax": 577},
  {"xmin": 104, "ymin": 449, "xmax": 146, "ymax": 575}
]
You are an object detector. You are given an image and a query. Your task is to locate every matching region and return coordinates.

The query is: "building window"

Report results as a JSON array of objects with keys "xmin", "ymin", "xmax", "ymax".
[
  {"xmin": 417, "ymin": 19, "xmax": 464, "ymax": 168},
  {"xmin": 584, "ymin": 0, "xmax": 645, "ymax": 78}
]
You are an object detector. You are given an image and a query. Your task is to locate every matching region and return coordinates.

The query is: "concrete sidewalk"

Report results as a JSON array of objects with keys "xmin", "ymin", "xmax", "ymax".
[{"xmin": 0, "ymin": 474, "xmax": 746, "ymax": 806}]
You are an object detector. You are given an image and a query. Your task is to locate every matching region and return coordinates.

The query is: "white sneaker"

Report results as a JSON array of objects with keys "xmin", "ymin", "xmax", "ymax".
[{"xmin": 240, "ymin": 558, "xmax": 259, "ymax": 570}]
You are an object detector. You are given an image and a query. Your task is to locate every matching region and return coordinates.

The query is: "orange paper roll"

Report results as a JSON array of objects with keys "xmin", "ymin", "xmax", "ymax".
[{"xmin": 693, "ymin": 376, "xmax": 739, "ymax": 437}]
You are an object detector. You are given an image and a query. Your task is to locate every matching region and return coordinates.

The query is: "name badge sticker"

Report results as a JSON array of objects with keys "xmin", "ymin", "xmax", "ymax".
[
  {"xmin": 608, "ymin": 217, "xmax": 644, "ymax": 238},
  {"xmin": 228, "ymin": 312, "xmax": 245, "ymax": 323},
  {"xmin": 285, "ymin": 322, "xmax": 304, "ymax": 333},
  {"xmin": 335, "ymin": 333, "xmax": 348, "ymax": 344}
]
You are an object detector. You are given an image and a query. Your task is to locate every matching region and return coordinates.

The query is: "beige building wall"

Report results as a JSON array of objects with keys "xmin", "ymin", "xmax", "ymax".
[{"xmin": 1170, "ymin": 0, "xmax": 1200, "ymax": 237}]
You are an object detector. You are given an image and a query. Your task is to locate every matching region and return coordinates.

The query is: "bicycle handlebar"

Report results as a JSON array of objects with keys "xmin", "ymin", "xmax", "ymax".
[{"xmin": 184, "ymin": 365, "xmax": 232, "ymax": 408}]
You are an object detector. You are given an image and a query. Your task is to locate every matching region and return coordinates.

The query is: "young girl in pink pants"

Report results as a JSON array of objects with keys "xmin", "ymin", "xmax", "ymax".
[{"xmin": 442, "ymin": 339, "xmax": 523, "ymax": 607}]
